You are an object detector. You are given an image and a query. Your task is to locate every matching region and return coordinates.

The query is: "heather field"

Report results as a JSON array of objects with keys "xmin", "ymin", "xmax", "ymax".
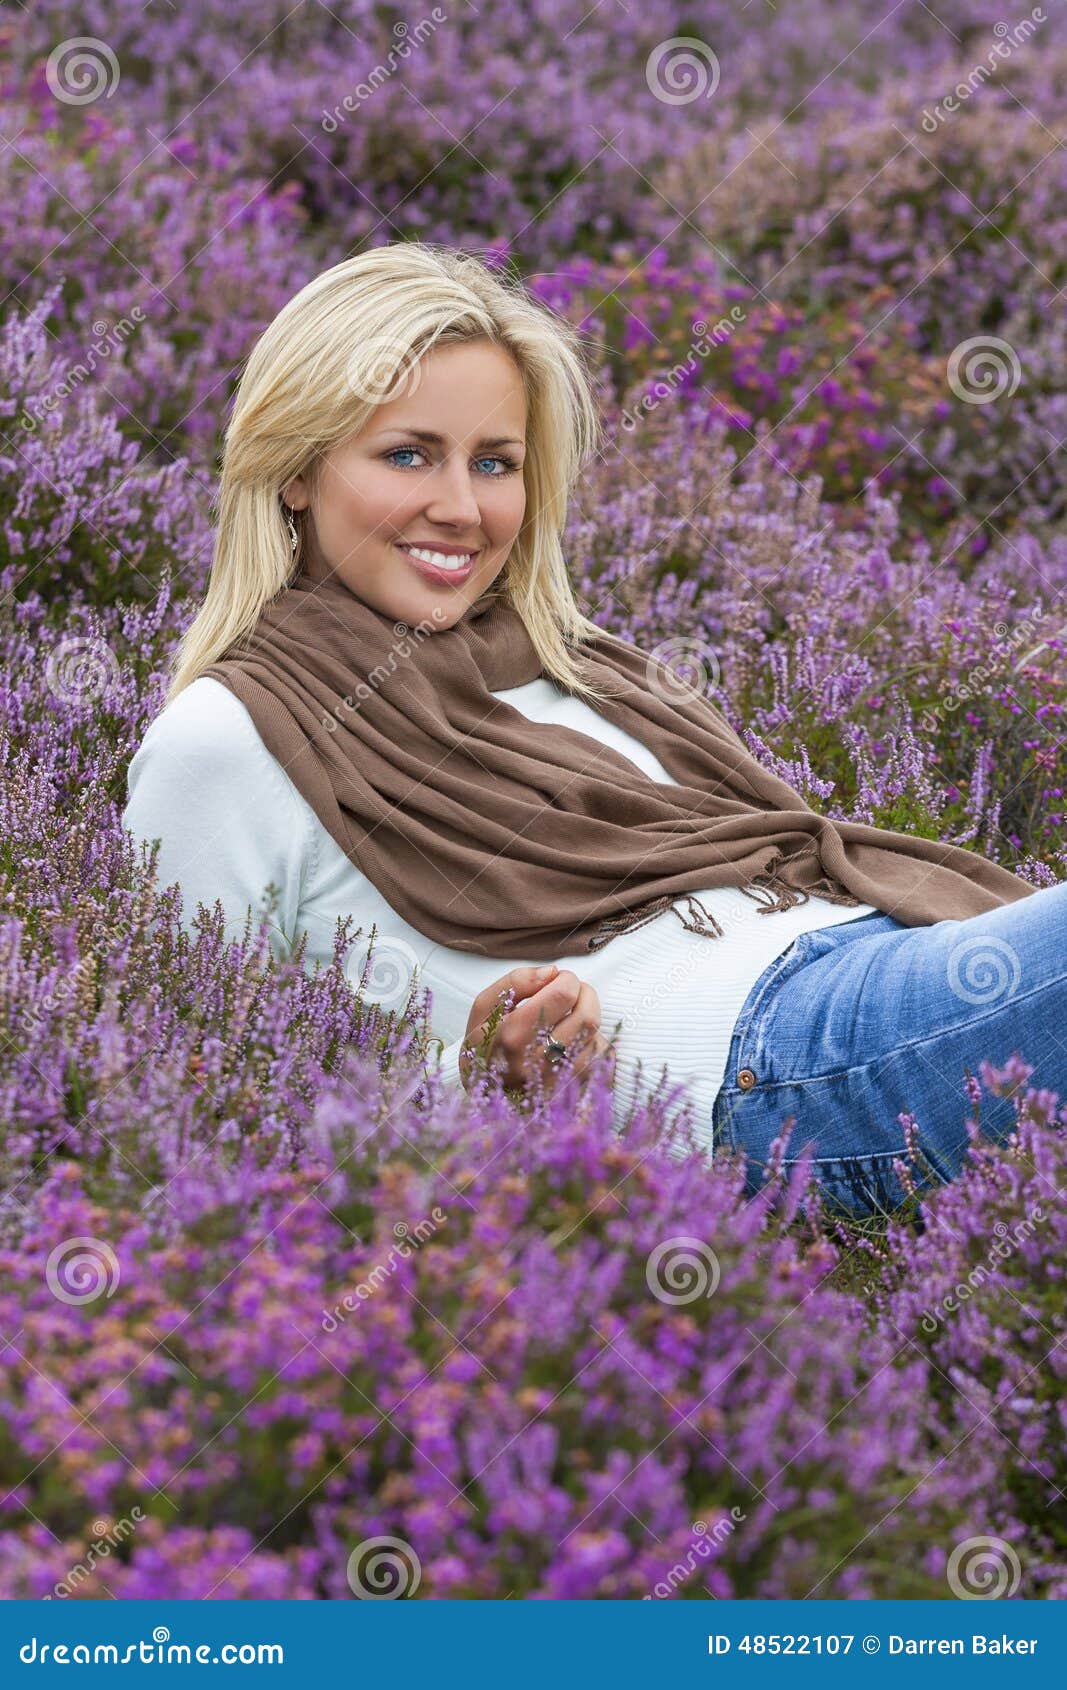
[{"xmin": 1, "ymin": 0, "xmax": 1067, "ymax": 1601}]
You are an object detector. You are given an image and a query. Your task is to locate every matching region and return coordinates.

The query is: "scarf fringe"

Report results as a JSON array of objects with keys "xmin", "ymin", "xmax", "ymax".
[
  {"xmin": 740, "ymin": 867, "xmax": 862, "ymax": 914},
  {"xmin": 585, "ymin": 871, "xmax": 861, "ymax": 950},
  {"xmin": 585, "ymin": 890, "xmax": 728, "ymax": 950}
]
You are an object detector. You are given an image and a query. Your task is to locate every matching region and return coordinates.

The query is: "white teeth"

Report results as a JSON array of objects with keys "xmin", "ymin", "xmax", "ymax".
[{"xmin": 400, "ymin": 545, "xmax": 474, "ymax": 571}]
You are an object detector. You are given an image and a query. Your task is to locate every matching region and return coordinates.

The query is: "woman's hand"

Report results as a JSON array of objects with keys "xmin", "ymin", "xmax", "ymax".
[{"xmin": 458, "ymin": 964, "xmax": 616, "ymax": 1098}]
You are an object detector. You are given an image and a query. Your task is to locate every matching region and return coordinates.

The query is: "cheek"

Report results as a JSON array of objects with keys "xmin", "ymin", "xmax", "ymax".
[
  {"xmin": 491, "ymin": 484, "xmax": 526, "ymax": 535},
  {"xmin": 335, "ymin": 470, "xmax": 416, "ymax": 541}
]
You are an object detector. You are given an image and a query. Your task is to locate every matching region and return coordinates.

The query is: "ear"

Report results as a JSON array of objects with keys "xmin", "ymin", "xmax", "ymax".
[{"xmin": 282, "ymin": 475, "xmax": 310, "ymax": 511}]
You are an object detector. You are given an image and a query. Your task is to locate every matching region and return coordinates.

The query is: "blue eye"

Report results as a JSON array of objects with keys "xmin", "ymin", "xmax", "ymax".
[{"xmin": 383, "ymin": 445, "xmax": 520, "ymax": 476}]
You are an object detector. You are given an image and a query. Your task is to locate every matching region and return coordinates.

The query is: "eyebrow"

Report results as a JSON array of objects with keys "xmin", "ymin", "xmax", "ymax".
[{"xmin": 375, "ymin": 427, "xmax": 526, "ymax": 450}]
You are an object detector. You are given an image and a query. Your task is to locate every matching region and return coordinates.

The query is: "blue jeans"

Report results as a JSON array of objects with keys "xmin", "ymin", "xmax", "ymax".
[{"xmin": 711, "ymin": 883, "xmax": 1067, "ymax": 1217}]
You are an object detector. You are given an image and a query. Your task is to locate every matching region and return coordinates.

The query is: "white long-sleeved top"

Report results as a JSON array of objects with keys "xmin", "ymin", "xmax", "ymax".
[{"xmin": 121, "ymin": 675, "xmax": 878, "ymax": 1155}]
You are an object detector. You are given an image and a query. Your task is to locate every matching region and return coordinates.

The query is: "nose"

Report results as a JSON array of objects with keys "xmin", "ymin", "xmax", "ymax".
[{"xmin": 423, "ymin": 457, "xmax": 483, "ymax": 529}]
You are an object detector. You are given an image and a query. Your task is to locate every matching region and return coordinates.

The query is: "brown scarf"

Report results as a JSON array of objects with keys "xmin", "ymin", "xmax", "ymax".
[{"xmin": 200, "ymin": 569, "xmax": 1036, "ymax": 960}]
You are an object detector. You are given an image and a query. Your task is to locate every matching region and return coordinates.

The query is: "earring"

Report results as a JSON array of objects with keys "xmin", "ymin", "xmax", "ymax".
[{"xmin": 282, "ymin": 503, "xmax": 299, "ymax": 554}]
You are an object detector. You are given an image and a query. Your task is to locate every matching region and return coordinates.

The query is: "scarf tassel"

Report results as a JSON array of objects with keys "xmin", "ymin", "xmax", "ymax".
[
  {"xmin": 739, "ymin": 867, "xmax": 862, "ymax": 914},
  {"xmin": 586, "ymin": 891, "xmax": 725, "ymax": 951},
  {"xmin": 585, "ymin": 870, "xmax": 860, "ymax": 951}
]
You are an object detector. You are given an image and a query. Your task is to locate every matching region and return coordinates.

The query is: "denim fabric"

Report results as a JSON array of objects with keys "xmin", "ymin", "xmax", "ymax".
[{"xmin": 711, "ymin": 883, "xmax": 1067, "ymax": 1217}]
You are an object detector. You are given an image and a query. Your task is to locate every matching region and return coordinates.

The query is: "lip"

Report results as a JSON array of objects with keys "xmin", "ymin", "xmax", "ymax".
[{"xmin": 395, "ymin": 542, "xmax": 479, "ymax": 586}]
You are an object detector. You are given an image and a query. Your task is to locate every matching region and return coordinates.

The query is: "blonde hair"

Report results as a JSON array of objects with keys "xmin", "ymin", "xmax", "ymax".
[{"xmin": 165, "ymin": 242, "xmax": 627, "ymax": 706}]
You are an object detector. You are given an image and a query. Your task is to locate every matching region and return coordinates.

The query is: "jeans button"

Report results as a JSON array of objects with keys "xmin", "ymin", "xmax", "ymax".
[{"xmin": 737, "ymin": 1067, "xmax": 757, "ymax": 1090}]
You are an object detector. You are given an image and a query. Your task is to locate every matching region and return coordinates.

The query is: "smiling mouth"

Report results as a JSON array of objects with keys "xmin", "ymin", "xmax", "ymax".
[{"xmin": 395, "ymin": 542, "xmax": 479, "ymax": 581}]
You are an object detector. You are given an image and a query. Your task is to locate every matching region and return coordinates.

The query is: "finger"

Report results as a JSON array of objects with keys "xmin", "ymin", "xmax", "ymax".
[
  {"xmin": 520, "ymin": 982, "xmax": 602, "ymax": 1076},
  {"xmin": 542, "ymin": 981, "xmax": 602, "ymax": 1051},
  {"xmin": 497, "ymin": 973, "xmax": 585, "ymax": 1051},
  {"xmin": 468, "ymin": 964, "xmax": 560, "ymax": 1025},
  {"xmin": 468, "ymin": 973, "xmax": 581, "ymax": 1072}
]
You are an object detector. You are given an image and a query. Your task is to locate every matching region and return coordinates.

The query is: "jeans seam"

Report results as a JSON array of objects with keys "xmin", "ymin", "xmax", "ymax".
[
  {"xmin": 767, "ymin": 1146, "xmax": 909, "ymax": 1167},
  {"xmin": 726, "ymin": 935, "xmax": 815, "ymax": 1053},
  {"xmin": 742, "ymin": 969, "xmax": 1063, "ymax": 1093}
]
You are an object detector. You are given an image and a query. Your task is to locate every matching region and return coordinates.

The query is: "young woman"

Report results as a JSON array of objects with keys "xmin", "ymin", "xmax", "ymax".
[{"xmin": 123, "ymin": 243, "xmax": 1056, "ymax": 1217}]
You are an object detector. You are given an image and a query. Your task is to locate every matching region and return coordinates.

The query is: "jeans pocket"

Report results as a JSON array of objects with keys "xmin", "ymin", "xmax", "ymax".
[
  {"xmin": 730, "ymin": 1143, "xmax": 914, "ymax": 1221},
  {"xmin": 803, "ymin": 1151, "xmax": 911, "ymax": 1220}
]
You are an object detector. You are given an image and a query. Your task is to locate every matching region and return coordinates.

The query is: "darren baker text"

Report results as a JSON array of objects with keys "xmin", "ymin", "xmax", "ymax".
[{"xmin": 889, "ymin": 1636, "xmax": 1036, "ymax": 1655}]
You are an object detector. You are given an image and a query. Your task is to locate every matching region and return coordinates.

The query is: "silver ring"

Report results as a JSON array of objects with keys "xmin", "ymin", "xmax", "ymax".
[{"xmin": 544, "ymin": 1035, "xmax": 569, "ymax": 1064}]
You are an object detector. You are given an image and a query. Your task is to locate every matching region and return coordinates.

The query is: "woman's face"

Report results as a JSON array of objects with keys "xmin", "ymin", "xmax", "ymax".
[{"xmin": 284, "ymin": 339, "xmax": 528, "ymax": 631}]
